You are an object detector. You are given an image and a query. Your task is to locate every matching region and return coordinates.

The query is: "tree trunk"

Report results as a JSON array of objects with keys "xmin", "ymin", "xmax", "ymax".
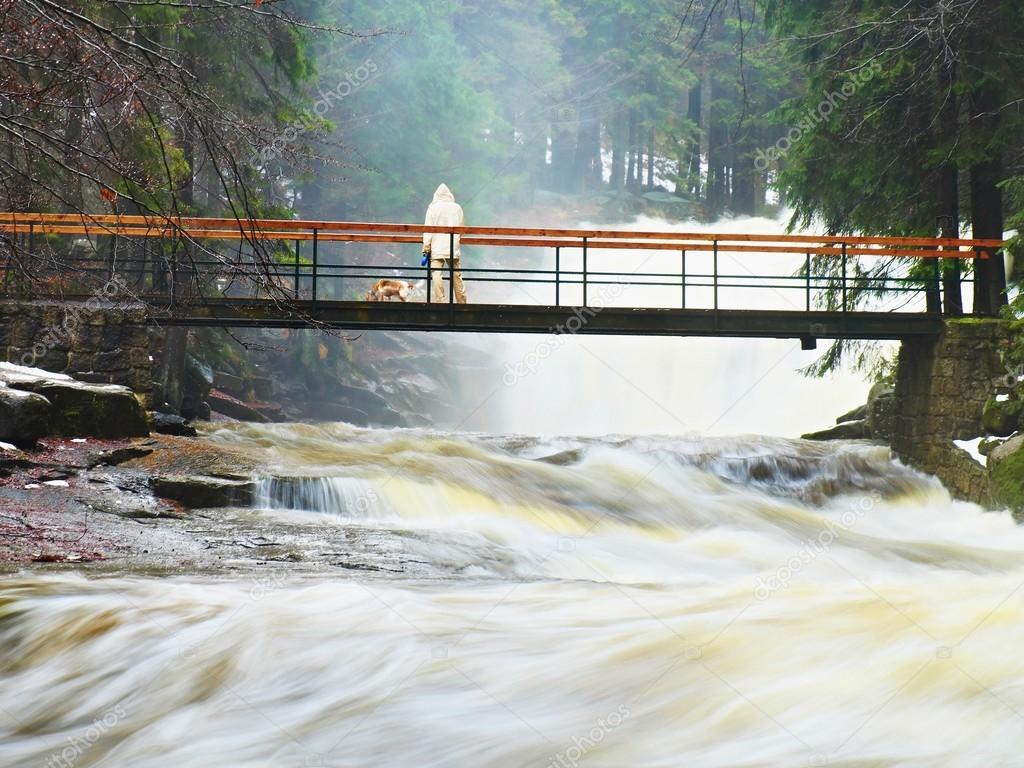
[
  {"xmin": 646, "ymin": 128, "xmax": 655, "ymax": 189},
  {"xmin": 572, "ymin": 118, "xmax": 601, "ymax": 193},
  {"xmin": 970, "ymin": 156, "xmax": 1006, "ymax": 315},
  {"xmin": 969, "ymin": 79, "xmax": 1007, "ymax": 315},
  {"xmin": 686, "ymin": 83, "xmax": 702, "ymax": 197},
  {"xmin": 160, "ymin": 327, "xmax": 189, "ymax": 412},
  {"xmin": 549, "ymin": 118, "xmax": 575, "ymax": 193},
  {"xmin": 626, "ymin": 108, "xmax": 637, "ymax": 190},
  {"xmin": 62, "ymin": 89, "xmax": 85, "ymax": 213},
  {"xmin": 934, "ymin": 63, "xmax": 962, "ymax": 315},
  {"xmin": 732, "ymin": 149, "xmax": 756, "ymax": 215},
  {"xmin": 940, "ymin": 163, "xmax": 963, "ymax": 315},
  {"xmin": 632, "ymin": 112, "xmax": 643, "ymax": 190},
  {"xmin": 609, "ymin": 113, "xmax": 625, "ymax": 190}
]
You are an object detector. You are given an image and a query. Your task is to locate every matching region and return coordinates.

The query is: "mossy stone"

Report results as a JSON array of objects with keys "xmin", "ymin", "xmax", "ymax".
[
  {"xmin": 982, "ymin": 398, "xmax": 1024, "ymax": 437},
  {"xmin": 990, "ymin": 436, "xmax": 1024, "ymax": 512}
]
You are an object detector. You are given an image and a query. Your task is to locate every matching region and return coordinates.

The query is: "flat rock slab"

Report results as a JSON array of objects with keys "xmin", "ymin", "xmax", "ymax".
[{"xmin": 801, "ymin": 420, "xmax": 871, "ymax": 441}]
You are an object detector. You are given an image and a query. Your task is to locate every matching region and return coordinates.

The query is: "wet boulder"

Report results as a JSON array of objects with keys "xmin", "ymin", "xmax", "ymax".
[
  {"xmin": 988, "ymin": 435, "xmax": 1024, "ymax": 512},
  {"xmin": 982, "ymin": 397, "xmax": 1023, "ymax": 438},
  {"xmin": 836, "ymin": 404, "xmax": 868, "ymax": 424},
  {"xmin": 208, "ymin": 390, "xmax": 270, "ymax": 423},
  {"xmin": 0, "ymin": 384, "xmax": 51, "ymax": 447},
  {"xmin": 26, "ymin": 380, "xmax": 148, "ymax": 438},
  {"xmin": 310, "ymin": 402, "xmax": 371, "ymax": 427},
  {"xmin": 151, "ymin": 474, "xmax": 257, "ymax": 508},
  {"xmin": 979, "ymin": 437, "xmax": 1004, "ymax": 456},
  {"xmin": 866, "ymin": 385, "xmax": 896, "ymax": 442},
  {"xmin": 801, "ymin": 420, "xmax": 870, "ymax": 441},
  {"xmin": 0, "ymin": 363, "xmax": 148, "ymax": 438},
  {"xmin": 0, "ymin": 363, "xmax": 149, "ymax": 442},
  {"xmin": 151, "ymin": 412, "xmax": 198, "ymax": 437}
]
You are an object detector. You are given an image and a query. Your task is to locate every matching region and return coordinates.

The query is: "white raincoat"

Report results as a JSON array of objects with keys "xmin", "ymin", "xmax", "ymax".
[{"xmin": 422, "ymin": 184, "xmax": 464, "ymax": 259}]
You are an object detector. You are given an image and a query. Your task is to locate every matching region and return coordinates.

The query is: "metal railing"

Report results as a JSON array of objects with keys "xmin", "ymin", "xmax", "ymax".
[{"xmin": 0, "ymin": 213, "xmax": 1002, "ymax": 316}]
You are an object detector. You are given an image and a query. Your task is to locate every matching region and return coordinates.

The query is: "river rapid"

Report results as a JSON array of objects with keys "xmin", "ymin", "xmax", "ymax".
[{"xmin": 2, "ymin": 423, "xmax": 1024, "ymax": 767}]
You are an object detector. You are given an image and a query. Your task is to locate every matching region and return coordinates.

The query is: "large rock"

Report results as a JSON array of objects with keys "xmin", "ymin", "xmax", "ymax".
[
  {"xmin": 213, "ymin": 370, "xmax": 246, "ymax": 398},
  {"xmin": 182, "ymin": 355, "xmax": 213, "ymax": 421},
  {"xmin": 836, "ymin": 404, "xmax": 868, "ymax": 424},
  {"xmin": 151, "ymin": 411, "xmax": 198, "ymax": 437},
  {"xmin": 0, "ymin": 384, "xmax": 50, "ymax": 447},
  {"xmin": 331, "ymin": 384, "xmax": 405, "ymax": 427},
  {"xmin": 310, "ymin": 401, "xmax": 371, "ymax": 427},
  {"xmin": 989, "ymin": 434, "xmax": 1024, "ymax": 512},
  {"xmin": 151, "ymin": 474, "xmax": 257, "ymax": 508},
  {"xmin": 208, "ymin": 390, "xmax": 270, "ymax": 423},
  {"xmin": 801, "ymin": 420, "xmax": 870, "ymax": 441},
  {"xmin": 866, "ymin": 385, "xmax": 896, "ymax": 442},
  {"xmin": 0, "ymin": 362, "xmax": 148, "ymax": 438},
  {"xmin": 982, "ymin": 397, "xmax": 1023, "ymax": 437}
]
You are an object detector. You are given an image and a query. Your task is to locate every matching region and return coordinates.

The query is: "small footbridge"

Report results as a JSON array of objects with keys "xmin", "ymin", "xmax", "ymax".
[{"xmin": 0, "ymin": 213, "xmax": 1004, "ymax": 342}]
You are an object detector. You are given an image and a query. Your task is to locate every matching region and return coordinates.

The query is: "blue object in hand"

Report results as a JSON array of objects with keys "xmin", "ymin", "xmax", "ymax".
[{"xmin": 421, "ymin": 252, "xmax": 429, "ymax": 267}]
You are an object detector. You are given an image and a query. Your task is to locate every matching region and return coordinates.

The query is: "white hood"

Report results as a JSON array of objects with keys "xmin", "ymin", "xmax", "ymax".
[{"xmin": 432, "ymin": 184, "xmax": 455, "ymax": 204}]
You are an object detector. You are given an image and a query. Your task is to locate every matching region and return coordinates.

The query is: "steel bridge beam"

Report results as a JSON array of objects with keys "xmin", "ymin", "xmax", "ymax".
[{"xmin": 144, "ymin": 300, "xmax": 943, "ymax": 339}]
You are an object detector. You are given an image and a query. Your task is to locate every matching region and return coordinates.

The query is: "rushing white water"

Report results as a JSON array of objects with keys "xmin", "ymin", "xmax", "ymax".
[{"xmin": 3, "ymin": 422, "xmax": 1024, "ymax": 767}]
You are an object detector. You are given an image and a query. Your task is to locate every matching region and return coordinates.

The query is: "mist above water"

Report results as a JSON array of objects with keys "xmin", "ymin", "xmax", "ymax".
[{"xmin": 449, "ymin": 212, "xmax": 883, "ymax": 438}]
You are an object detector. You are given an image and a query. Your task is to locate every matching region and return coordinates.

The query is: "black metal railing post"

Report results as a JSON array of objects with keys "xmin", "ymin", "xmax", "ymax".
[
  {"xmin": 426, "ymin": 235, "xmax": 432, "ymax": 304},
  {"xmin": 805, "ymin": 252, "xmax": 811, "ymax": 311},
  {"xmin": 294, "ymin": 238, "xmax": 301, "ymax": 299},
  {"xmin": 681, "ymin": 249, "xmax": 686, "ymax": 309},
  {"xmin": 449, "ymin": 231, "xmax": 455, "ymax": 306},
  {"xmin": 311, "ymin": 228, "xmax": 318, "ymax": 304},
  {"xmin": 582, "ymin": 236, "xmax": 588, "ymax": 306},
  {"xmin": 841, "ymin": 242, "xmax": 848, "ymax": 313},
  {"xmin": 712, "ymin": 239, "xmax": 719, "ymax": 311},
  {"xmin": 169, "ymin": 246, "xmax": 177, "ymax": 308},
  {"xmin": 555, "ymin": 246, "xmax": 561, "ymax": 306}
]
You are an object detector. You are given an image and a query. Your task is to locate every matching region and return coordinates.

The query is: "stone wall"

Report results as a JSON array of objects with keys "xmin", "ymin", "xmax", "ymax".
[
  {"xmin": 0, "ymin": 301, "xmax": 151, "ymax": 402},
  {"xmin": 891, "ymin": 319, "xmax": 1008, "ymax": 503}
]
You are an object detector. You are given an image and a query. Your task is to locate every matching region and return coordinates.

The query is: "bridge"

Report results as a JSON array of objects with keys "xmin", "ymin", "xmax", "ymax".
[{"xmin": 0, "ymin": 213, "xmax": 1004, "ymax": 342}]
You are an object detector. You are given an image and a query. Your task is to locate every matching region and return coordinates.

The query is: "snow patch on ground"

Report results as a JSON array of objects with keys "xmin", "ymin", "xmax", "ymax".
[
  {"xmin": 954, "ymin": 437, "xmax": 986, "ymax": 467},
  {"xmin": 0, "ymin": 362, "xmax": 71, "ymax": 381}
]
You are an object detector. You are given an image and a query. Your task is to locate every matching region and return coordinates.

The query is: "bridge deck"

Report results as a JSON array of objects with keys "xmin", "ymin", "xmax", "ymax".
[{"xmin": 154, "ymin": 299, "xmax": 944, "ymax": 339}]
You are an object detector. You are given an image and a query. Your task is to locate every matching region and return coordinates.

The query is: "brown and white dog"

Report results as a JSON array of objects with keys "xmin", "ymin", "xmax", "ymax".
[{"xmin": 365, "ymin": 279, "xmax": 416, "ymax": 302}]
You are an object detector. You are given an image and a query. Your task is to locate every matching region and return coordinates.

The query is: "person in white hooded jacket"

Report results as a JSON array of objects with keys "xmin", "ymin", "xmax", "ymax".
[{"xmin": 422, "ymin": 183, "xmax": 468, "ymax": 303}]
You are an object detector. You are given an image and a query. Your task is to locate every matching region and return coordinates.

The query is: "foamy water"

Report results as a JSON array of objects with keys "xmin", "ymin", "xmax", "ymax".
[{"xmin": 2, "ymin": 423, "xmax": 1023, "ymax": 767}]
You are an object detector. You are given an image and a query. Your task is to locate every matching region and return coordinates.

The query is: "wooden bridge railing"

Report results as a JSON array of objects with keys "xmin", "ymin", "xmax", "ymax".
[{"xmin": 0, "ymin": 212, "xmax": 1004, "ymax": 316}]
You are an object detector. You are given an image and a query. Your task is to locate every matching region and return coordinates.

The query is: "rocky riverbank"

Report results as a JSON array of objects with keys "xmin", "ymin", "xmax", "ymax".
[
  {"xmin": 799, "ymin": 319, "xmax": 1024, "ymax": 515},
  {"xmin": 0, "ymin": 427, "xmax": 432, "ymax": 578}
]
